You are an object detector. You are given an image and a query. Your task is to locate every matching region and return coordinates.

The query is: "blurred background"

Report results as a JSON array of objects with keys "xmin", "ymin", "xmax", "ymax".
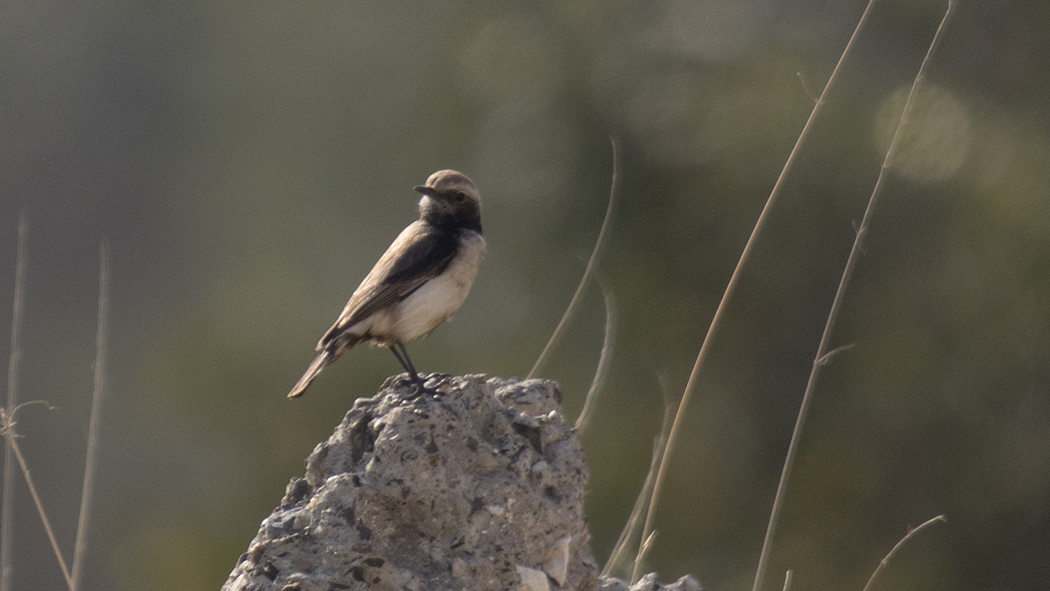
[{"xmin": 3, "ymin": 0, "xmax": 1050, "ymax": 589}]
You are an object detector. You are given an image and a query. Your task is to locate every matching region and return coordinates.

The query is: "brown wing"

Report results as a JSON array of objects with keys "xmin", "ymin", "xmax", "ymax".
[{"xmin": 317, "ymin": 221, "xmax": 459, "ymax": 348}]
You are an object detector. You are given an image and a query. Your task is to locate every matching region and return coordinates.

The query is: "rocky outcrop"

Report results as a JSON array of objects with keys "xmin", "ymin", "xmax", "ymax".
[
  {"xmin": 222, "ymin": 373, "xmax": 700, "ymax": 591},
  {"xmin": 222, "ymin": 374, "xmax": 598, "ymax": 591}
]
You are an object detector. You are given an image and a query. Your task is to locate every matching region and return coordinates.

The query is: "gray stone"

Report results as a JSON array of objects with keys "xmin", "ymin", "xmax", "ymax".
[
  {"xmin": 222, "ymin": 374, "xmax": 600, "ymax": 591},
  {"xmin": 598, "ymin": 573, "xmax": 702, "ymax": 591}
]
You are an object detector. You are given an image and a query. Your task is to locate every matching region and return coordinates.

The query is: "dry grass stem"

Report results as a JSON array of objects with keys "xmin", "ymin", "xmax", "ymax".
[
  {"xmin": 602, "ymin": 375, "xmax": 674, "ymax": 580},
  {"xmin": 627, "ymin": 375, "xmax": 676, "ymax": 582},
  {"xmin": 72, "ymin": 242, "xmax": 111, "ymax": 590},
  {"xmin": 528, "ymin": 138, "xmax": 620, "ymax": 379},
  {"xmin": 0, "ymin": 408, "xmax": 74, "ymax": 589},
  {"xmin": 574, "ymin": 276, "xmax": 617, "ymax": 434},
  {"xmin": 817, "ymin": 343, "xmax": 855, "ymax": 366},
  {"xmin": 797, "ymin": 71, "xmax": 818, "ymax": 103},
  {"xmin": 638, "ymin": 0, "xmax": 882, "ymax": 573},
  {"xmin": 1, "ymin": 212, "xmax": 28, "ymax": 591},
  {"xmin": 861, "ymin": 516, "xmax": 947, "ymax": 591},
  {"xmin": 751, "ymin": 4, "xmax": 955, "ymax": 591}
]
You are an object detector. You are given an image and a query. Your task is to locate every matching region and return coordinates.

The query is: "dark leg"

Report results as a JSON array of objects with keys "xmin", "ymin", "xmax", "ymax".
[{"xmin": 388, "ymin": 343, "xmax": 424, "ymax": 390}]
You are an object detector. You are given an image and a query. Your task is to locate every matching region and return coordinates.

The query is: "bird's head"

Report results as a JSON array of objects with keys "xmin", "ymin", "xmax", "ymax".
[{"xmin": 415, "ymin": 170, "xmax": 482, "ymax": 232}]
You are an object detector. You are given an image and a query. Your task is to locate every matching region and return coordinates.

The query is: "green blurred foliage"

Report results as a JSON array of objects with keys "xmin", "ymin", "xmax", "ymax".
[{"xmin": 2, "ymin": 1, "xmax": 1050, "ymax": 590}]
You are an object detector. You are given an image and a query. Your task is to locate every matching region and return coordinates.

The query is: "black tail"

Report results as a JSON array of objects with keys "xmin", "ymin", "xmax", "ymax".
[{"xmin": 287, "ymin": 349, "xmax": 333, "ymax": 398}]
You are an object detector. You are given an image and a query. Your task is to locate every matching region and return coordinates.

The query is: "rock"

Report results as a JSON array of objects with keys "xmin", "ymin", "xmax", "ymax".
[
  {"xmin": 598, "ymin": 573, "xmax": 702, "ymax": 591},
  {"xmin": 544, "ymin": 536, "xmax": 571, "ymax": 585},
  {"xmin": 517, "ymin": 565, "xmax": 551, "ymax": 591},
  {"xmin": 222, "ymin": 374, "xmax": 599, "ymax": 591}
]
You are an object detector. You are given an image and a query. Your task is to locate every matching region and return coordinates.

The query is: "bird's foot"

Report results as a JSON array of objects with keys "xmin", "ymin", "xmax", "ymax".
[
  {"xmin": 393, "ymin": 372, "xmax": 430, "ymax": 399},
  {"xmin": 408, "ymin": 379, "xmax": 428, "ymax": 399},
  {"xmin": 396, "ymin": 372, "xmax": 455, "ymax": 399}
]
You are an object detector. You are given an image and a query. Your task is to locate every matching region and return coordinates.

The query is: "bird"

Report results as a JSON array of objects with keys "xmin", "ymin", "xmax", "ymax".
[{"xmin": 287, "ymin": 170, "xmax": 486, "ymax": 398}]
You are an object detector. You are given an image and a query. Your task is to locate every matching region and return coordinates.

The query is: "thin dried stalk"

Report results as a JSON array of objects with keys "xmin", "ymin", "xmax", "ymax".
[
  {"xmin": 1, "ymin": 212, "xmax": 28, "ymax": 591},
  {"xmin": 574, "ymin": 276, "xmax": 617, "ymax": 434},
  {"xmin": 751, "ymin": 4, "xmax": 955, "ymax": 591},
  {"xmin": 603, "ymin": 375, "xmax": 674, "ymax": 579},
  {"xmin": 0, "ymin": 408, "xmax": 74, "ymax": 589},
  {"xmin": 861, "ymin": 516, "xmax": 947, "ymax": 591},
  {"xmin": 637, "ymin": 0, "xmax": 881, "ymax": 577},
  {"xmin": 528, "ymin": 138, "xmax": 620, "ymax": 379},
  {"xmin": 72, "ymin": 242, "xmax": 111, "ymax": 590}
]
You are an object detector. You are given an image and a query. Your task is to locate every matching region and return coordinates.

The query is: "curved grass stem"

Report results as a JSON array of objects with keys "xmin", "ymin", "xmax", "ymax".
[
  {"xmin": 528, "ymin": 138, "xmax": 620, "ymax": 379},
  {"xmin": 751, "ymin": 4, "xmax": 955, "ymax": 591},
  {"xmin": 635, "ymin": 0, "xmax": 882, "ymax": 579},
  {"xmin": 861, "ymin": 515, "xmax": 946, "ymax": 591},
  {"xmin": 605, "ymin": 374, "xmax": 674, "ymax": 579},
  {"xmin": 574, "ymin": 275, "xmax": 617, "ymax": 434}
]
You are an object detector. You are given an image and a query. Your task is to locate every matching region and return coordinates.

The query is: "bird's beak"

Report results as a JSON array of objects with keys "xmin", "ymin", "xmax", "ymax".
[{"xmin": 414, "ymin": 185, "xmax": 436, "ymax": 196}]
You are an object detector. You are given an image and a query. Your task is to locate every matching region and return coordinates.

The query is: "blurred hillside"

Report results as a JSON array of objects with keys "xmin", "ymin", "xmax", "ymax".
[{"xmin": 2, "ymin": 1, "xmax": 1050, "ymax": 590}]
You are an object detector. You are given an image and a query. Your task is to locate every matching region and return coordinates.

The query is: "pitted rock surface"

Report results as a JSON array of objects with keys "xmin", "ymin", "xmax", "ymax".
[{"xmin": 222, "ymin": 374, "xmax": 599, "ymax": 591}]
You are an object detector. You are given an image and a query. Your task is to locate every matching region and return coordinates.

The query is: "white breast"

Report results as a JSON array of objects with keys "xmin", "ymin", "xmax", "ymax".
[{"xmin": 390, "ymin": 230, "xmax": 486, "ymax": 343}]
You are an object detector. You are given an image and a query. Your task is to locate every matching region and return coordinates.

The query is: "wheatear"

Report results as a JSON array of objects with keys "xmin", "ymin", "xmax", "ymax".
[{"xmin": 288, "ymin": 170, "xmax": 485, "ymax": 398}]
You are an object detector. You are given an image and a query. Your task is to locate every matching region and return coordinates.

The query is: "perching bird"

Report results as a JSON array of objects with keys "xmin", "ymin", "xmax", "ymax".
[{"xmin": 288, "ymin": 170, "xmax": 485, "ymax": 398}]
